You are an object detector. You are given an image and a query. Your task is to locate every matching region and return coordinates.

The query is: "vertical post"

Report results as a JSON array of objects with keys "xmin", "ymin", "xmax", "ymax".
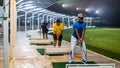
[
  {"xmin": 54, "ymin": 16, "xmax": 57, "ymax": 22},
  {"xmin": 18, "ymin": 17, "xmax": 20, "ymax": 31},
  {"xmin": 25, "ymin": 12, "xmax": 27, "ymax": 32},
  {"xmin": 32, "ymin": 13, "xmax": 34, "ymax": 30},
  {"xmin": 30, "ymin": 18, "xmax": 31, "ymax": 28},
  {"xmin": 62, "ymin": 17, "xmax": 64, "ymax": 23},
  {"xmin": 72, "ymin": 17, "xmax": 74, "ymax": 26},
  {"xmin": 89, "ymin": 17, "xmax": 90, "ymax": 26},
  {"xmin": 43, "ymin": 14, "xmax": 45, "ymax": 22},
  {"xmin": 14, "ymin": 1, "xmax": 17, "ymax": 36},
  {"xmin": 3, "ymin": 0, "xmax": 9, "ymax": 68},
  {"xmin": 38, "ymin": 14, "xmax": 39, "ymax": 29},
  {"xmin": 90, "ymin": 17, "xmax": 92, "ymax": 28},
  {"xmin": 10, "ymin": 0, "xmax": 16, "ymax": 68},
  {"xmin": 68, "ymin": 17, "xmax": 70, "ymax": 28},
  {"xmin": 41, "ymin": 14, "xmax": 44, "ymax": 24},
  {"xmin": 46, "ymin": 15, "xmax": 48, "ymax": 23},
  {"xmin": 53, "ymin": 16, "xmax": 54, "ymax": 23},
  {"xmin": 50, "ymin": 16, "xmax": 52, "ymax": 28},
  {"xmin": 10, "ymin": 0, "xmax": 15, "ymax": 56},
  {"xmin": 49, "ymin": 16, "xmax": 51, "ymax": 28}
]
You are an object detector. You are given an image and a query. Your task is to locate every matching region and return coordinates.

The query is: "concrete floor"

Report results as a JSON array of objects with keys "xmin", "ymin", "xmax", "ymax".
[{"xmin": 0, "ymin": 31, "xmax": 120, "ymax": 68}]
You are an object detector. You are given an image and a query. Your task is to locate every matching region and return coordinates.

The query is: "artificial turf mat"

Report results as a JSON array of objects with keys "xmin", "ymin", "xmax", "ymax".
[
  {"xmin": 37, "ymin": 49, "xmax": 64, "ymax": 56},
  {"xmin": 37, "ymin": 49, "xmax": 45, "ymax": 55},
  {"xmin": 30, "ymin": 42, "xmax": 53, "ymax": 45},
  {"xmin": 48, "ymin": 53, "xmax": 64, "ymax": 56},
  {"xmin": 52, "ymin": 61, "xmax": 96, "ymax": 68},
  {"xmin": 29, "ymin": 38, "xmax": 43, "ymax": 40},
  {"xmin": 31, "ymin": 43, "xmax": 51, "ymax": 45}
]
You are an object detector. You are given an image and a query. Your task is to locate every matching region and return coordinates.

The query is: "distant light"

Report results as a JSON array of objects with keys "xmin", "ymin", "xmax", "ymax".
[
  {"xmin": 62, "ymin": 4, "xmax": 71, "ymax": 8},
  {"xmin": 76, "ymin": 7, "xmax": 83, "ymax": 10},
  {"xmin": 85, "ymin": 9, "xmax": 89, "ymax": 12},
  {"xmin": 95, "ymin": 10, "xmax": 99, "ymax": 14},
  {"xmin": 76, "ymin": 8, "xmax": 79, "ymax": 10},
  {"xmin": 62, "ymin": 4, "xmax": 66, "ymax": 7},
  {"xmin": 85, "ymin": 8, "xmax": 95, "ymax": 12}
]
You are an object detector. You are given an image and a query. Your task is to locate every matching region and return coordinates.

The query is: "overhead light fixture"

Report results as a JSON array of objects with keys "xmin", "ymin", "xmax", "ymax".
[
  {"xmin": 19, "ymin": 1, "xmax": 34, "ymax": 6},
  {"xmin": 30, "ymin": 8, "xmax": 43, "ymax": 12},
  {"xmin": 24, "ymin": 6, "xmax": 36, "ymax": 9},
  {"xmin": 24, "ymin": 4, "xmax": 34, "ymax": 7},
  {"xmin": 33, "ymin": 9, "xmax": 47, "ymax": 14},
  {"xmin": 16, "ymin": 0, "xmax": 23, "ymax": 4},
  {"xmin": 17, "ymin": 5, "xmax": 23, "ymax": 8}
]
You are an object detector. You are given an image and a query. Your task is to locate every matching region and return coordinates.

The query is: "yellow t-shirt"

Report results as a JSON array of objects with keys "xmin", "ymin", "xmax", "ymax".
[{"xmin": 52, "ymin": 23, "xmax": 64, "ymax": 36}]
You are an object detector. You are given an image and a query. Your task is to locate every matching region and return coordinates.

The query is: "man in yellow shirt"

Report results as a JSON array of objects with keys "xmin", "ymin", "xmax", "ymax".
[{"xmin": 52, "ymin": 19, "xmax": 64, "ymax": 48}]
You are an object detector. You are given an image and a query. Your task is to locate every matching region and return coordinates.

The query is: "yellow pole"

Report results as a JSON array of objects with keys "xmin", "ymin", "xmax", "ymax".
[
  {"xmin": 10, "ymin": 0, "xmax": 15, "ymax": 68},
  {"xmin": 10, "ymin": 0, "xmax": 15, "ymax": 47}
]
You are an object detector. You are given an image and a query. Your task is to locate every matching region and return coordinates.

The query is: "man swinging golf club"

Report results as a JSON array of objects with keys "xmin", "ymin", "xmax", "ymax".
[{"xmin": 69, "ymin": 13, "xmax": 87, "ymax": 64}]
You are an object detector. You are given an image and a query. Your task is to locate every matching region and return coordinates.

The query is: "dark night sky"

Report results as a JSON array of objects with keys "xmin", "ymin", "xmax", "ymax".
[
  {"xmin": 97, "ymin": 1, "xmax": 120, "ymax": 27},
  {"xmin": 47, "ymin": 0, "xmax": 120, "ymax": 27}
]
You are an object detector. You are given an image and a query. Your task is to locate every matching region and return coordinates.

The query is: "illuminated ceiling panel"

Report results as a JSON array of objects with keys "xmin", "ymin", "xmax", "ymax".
[{"xmin": 16, "ymin": 0, "xmax": 57, "ymax": 11}]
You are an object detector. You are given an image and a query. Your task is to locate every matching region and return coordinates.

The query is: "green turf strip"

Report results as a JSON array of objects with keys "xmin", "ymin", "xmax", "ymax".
[
  {"xmin": 37, "ymin": 49, "xmax": 45, "ymax": 55},
  {"xmin": 52, "ymin": 61, "xmax": 96, "ymax": 68},
  {"xmin": 48, "ymin": 53, "xmax": 64, "ymax": 56},
  {"xmin": 30, "ymin": 43, "xmax": 50, "ymax": 45},
  {"xmin": 37, "ymin": 49, "xmax": 64, "ymax": 56},
  {"xmin": 30, "ymin": 42, "xmax": 53, "ymax": 45},
  {"xmin": 29, "ymin": 38, "xmax": 43, "ymax": 40}
]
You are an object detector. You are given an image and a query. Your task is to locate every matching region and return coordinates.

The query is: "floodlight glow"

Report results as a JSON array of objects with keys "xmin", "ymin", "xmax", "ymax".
[
  {"xmin": 85, "ymin": 8, "xmax": 90, "ymax": 12},
  {"xmin": 62, "ymin": 4, "xmax": 66, "ymax": 7},
  {"xmin": 95, "ymin": 10, "xmax": 99, "ymax": 14},
  {"xmin": 62, "ymin": 4, "xmax": 70, "ymax": 7},
  {"xmin": 76, "ymin": 8, "xmax": 79, "ymax": 10},
  {"xmin": 76, "ymin": 7, "xmax": 83, "ymax": 10}
]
